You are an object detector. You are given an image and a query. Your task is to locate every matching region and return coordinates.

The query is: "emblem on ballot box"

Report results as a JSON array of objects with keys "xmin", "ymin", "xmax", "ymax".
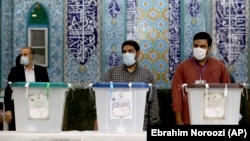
[
  {"xmin": 203, "ymin": 92, "xmax": 225, "ymax": 119},
  {"xmin": 27, "ymin": 93, "xmax": 49, "ymax": 120},
  {"xmin": 110, "ymin": 91, "xmax": 132, "ymax": 119}
]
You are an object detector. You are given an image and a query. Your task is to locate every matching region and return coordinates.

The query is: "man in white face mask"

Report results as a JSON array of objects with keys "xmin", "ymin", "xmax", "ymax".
[
  {"xmin": 171, "ymin": 32, "xmax": 231, "ymax": 125},
  {"xmin": 4, "ymin": 46, "xmax": 49, "ymax": 131},
  {"xmin": 94, "ymin": 40, "xmax": 160, "ymax": 131},
  {"xmin": 20, "ymin": 47, "xmax": 34, "ymax": 68},
  {"xmin": 192, "ymin": 35, "xmax": 211, "ymax": 64},
  {"xmin": 121, "ymin": 41, "xmax": 141, "ymax": 71}
]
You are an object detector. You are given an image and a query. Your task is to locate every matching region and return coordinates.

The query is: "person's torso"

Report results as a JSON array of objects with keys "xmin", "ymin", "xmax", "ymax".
[
  {"xmin": 105, "ymin": 66, "xmax": 153, "ymax": 83},
  {"xmin": 180, "ymin": 58, "xmax": 227, "ymax": 84}
]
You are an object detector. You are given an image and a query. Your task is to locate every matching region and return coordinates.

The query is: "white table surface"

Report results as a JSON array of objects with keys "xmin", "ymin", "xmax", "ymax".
[
  {"xmin": 83, "ymin": 131, "xmax": 146, "ymax": 141},
  {"xmin": 0, "ymin": 131, "xmax": 147, "ymax": 141},
  {"xmin": 0, "ymin": 131, "xmax": 84, "ymax": 141}
]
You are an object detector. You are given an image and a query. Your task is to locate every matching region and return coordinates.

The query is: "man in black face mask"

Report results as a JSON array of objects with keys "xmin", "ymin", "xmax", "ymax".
[{"xmin": 94, "ymin": 40, "xmax": 160, "ymax": 131}]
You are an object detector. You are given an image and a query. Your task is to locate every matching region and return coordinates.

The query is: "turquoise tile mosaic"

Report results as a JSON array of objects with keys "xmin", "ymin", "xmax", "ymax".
[{"xmin": 0, "ymin": 0, "xmax": 249, "ymax": 89}]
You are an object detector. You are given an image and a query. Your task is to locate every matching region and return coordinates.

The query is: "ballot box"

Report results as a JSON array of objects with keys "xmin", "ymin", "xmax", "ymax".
[
  {"xmin": 185, "ymin": 83, "xmax": 244, "ymax": 124},
  {"xmin": 11, "ymin": 82, "xmax": 68, "ymax": 132},
  {"xmin": 92, "ymin": 82, "xmax": 150, "ymax": 133}
]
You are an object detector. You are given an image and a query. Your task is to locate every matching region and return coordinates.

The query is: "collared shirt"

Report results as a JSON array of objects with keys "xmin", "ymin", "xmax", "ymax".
[
  {"xmin": 24, "ymin": 65, "xmax": 35, "ymax": 82},
  {"xmin": 171, "ymin": 57, "xmax": 230, "ymax": 124},
  {"xmin": 104, "ymin": 63, "xmax": 160, "ymax": 130}
]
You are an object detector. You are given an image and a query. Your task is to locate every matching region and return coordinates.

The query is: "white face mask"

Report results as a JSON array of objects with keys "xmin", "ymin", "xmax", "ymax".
[
  {"xmin": 193, "ymin": 47, "xmax": 207, "ymax": 60},
  {"xmin": 20, "ymin": 56, "xmax": 30, "ymax": 66},
  {"xmin": 122, "ymin": 53, "xmax": 136, "ymax": 66}
]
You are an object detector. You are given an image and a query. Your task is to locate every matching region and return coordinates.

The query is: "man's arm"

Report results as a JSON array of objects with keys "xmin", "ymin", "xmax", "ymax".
[
  {"xmin": 4, "ymin": 67, "xmax": 16, "ymax": 124},
  {"xmin": 4, "ymin": 84, "xmax": 14, "ymax": 124},
  {"xmin": 171, "ymin": 66, "xmax": 185, "ymax": 125},
  {"xmin": 4, "ymin": 84, "xmax": 12, "ymax": 112},
  {"xmin": 147, "ymin": 73, "xmax": 160, "ymax": 125},
  {"xmin": 148, "ymin": 85, "xmax": 160, "ymax": 125},
  {"xmin": 4, "ymin": 67, "xmax": 16, "ymax": 111}
]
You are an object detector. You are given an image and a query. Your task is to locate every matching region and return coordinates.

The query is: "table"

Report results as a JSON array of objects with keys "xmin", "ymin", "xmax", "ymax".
[
  {"xmin": 83, "ymin": 131, "xmax": 146, "ymax": 141},
  {"xmin": 0, "ymin": 131, "xmax": 84, "ymax": 141},
  {"xmin": 0, "ymin": 131, "xmax": 147, "ymax": 141}
]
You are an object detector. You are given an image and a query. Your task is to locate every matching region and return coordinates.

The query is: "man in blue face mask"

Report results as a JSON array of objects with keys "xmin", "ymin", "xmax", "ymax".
[
  {"xmin": 121, "ymin": 40, "xmax": 141, "ymax": 69},
  {"xmin": 94, "ymin": 40, "xmax": 160, "ymax": 131},
  {"xmin": 4, "ymin": 46, "xmax": 50, "ymax": 131}
]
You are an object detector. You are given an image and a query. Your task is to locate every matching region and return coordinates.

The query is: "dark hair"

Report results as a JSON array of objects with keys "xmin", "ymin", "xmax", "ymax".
[
  {"xmin": 15, "ymin": 54, "xmax": 22, "ymax": 66},
  {"xmin": 193, "ymin": 32, "xmax": 212, "ymax": 47},
  {"xmin": 23, "ymin": 46, "xmax": 35, "ymax": 55},
  {"xmin": 121, "ymin": 40, "xmax": 140, "ymax": 52}
]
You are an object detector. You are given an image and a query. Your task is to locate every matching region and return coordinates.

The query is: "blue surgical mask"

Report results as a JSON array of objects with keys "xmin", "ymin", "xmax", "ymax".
[
  {"xmin": 122, "ymin": 53, "xmax": 136, "ymax": 66},
  {"xmin": 20, "ymin": 56, "xmax": 30, "ymax": 66}
]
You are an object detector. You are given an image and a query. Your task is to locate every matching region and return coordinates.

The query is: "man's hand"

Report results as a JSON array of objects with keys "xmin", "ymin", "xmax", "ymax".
[
  {"xmin": 175, "ymin": 112, "xmax": 184, "ymax": 125},
  {"xmin": 94, "ymin": 119, "xmax": 98, "ymax": 130},
  {"xmin": 176, "ymin": 120, "xmax": 184, "ymax": 125},
  {"xmin": 0, "ymin": 110, "xmax": 3, "ymax": 124},
  {"xmin": 5, "ymin": 110, "xmax": 13, "ymax": 123}
]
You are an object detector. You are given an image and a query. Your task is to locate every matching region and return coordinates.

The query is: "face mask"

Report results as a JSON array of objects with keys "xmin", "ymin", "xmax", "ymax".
[
  {"xmin": 122, "ymin": 53, "xmax": 136, "ymax": 66},
  {"xmin": 193, "ymin": 47, "xmax": 207, "ymax": 60},
  {"xmin": 20, "ymin": 56, "xmax": 30, "ymax": 66}
]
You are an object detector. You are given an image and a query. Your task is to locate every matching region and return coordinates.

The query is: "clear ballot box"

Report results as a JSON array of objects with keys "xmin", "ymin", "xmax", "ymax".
[
  {"xmin": 185, "ymin": 83, "xmax": 245, "ymax": 124},
  {"xmin": 92, "ymin": 82, "xmax": 150, "ymax": 133},
  {"xmin": 11, "ymin": 82, "xmax": 68, "ymax": 132}
]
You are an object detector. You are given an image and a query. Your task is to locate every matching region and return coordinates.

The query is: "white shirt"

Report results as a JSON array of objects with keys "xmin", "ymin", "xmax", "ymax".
[{"xmin": 24, "ymin": 65, "xmax": 35, "ymax": 82}]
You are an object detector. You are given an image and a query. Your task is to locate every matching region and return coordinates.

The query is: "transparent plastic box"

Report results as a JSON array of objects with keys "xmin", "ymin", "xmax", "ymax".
[
  {"xmin": 92, "ymin": 82, "xmax": 150, "ymax": 133},
  {"xmin": 11, "ymin": 82, "xmax": 68, "ymax": 132},
  {"xmin": 185, "ymin": 83, "xmax": 244, "ymax": 124}
]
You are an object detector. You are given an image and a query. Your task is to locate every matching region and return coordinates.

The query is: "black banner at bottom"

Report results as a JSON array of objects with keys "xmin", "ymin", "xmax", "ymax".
[{"xmin": 147, "ymin": 125, "xmax": 250, "ymax": 140}]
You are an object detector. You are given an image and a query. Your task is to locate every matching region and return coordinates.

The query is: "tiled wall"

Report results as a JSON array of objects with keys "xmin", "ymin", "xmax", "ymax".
[{"xmin": 0, "ymin": 0, "xmax": 249, "ymax": 89}]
